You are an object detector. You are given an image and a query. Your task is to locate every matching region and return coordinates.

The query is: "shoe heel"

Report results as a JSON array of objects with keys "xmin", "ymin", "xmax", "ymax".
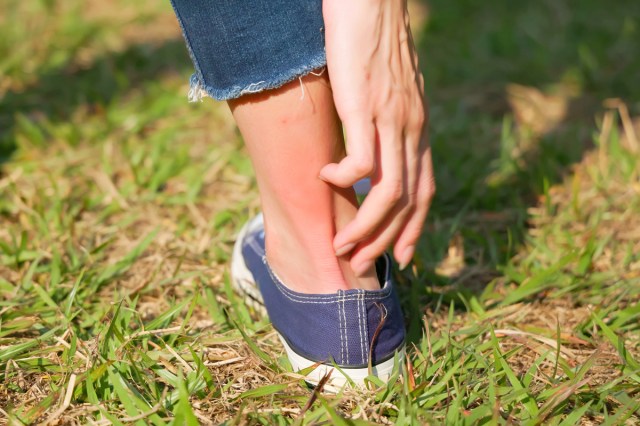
[{"xmin": 278, "ymin": 333, "xmax": 404, "ymax": 392}]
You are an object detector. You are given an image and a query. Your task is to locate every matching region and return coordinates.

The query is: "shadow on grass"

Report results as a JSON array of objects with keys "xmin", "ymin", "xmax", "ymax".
[
  {"xmin": 0, "ymin": 39, "xmax": 190, "ymax": 171},
  {"xmin": 402, "ymin": 0, "xmax": 640, "ymax": 341}
]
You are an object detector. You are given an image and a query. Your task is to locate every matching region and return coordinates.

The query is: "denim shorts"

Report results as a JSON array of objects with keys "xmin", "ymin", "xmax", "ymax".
[{"xmin": 169, "ymin": 0, "xmax": 327, "ymax": 101}]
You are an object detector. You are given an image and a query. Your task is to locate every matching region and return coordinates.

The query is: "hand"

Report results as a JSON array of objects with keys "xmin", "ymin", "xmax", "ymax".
[{"xmin": 321, "ymin": 0, "xmax": 435, "ymax": 275}]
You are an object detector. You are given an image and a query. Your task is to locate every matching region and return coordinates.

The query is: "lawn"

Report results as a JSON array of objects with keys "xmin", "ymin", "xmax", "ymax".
[{"xmin": 1, "ymin": 0, "xmax": 639, "ymax": 424}]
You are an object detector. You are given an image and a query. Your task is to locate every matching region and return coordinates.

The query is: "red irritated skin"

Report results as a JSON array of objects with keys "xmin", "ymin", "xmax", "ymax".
[
  {"xmin": 321, "ymin": 0, "xmax": 436, "ymax": 276},
  {"xmin": 229, "ymin": 74, "xmax": 381, "ymax": 293}
]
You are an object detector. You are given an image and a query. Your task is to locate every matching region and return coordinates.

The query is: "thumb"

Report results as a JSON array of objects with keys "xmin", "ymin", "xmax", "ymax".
[{"xmin": 319, "ymin": 116, "xmax": 377, "ymax": 188}]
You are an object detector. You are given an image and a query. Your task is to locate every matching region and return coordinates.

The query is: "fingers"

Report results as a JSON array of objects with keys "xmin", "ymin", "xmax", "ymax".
[
  {"xmin": 350, "ymin": 157, "xmax": 434, "ymax": 275},
  {"xmin": 347, "ymin": 136, "xmax": 434, "ymax": 275},
  {"xmin": 333, "ymin": 125, "xmax": 405, "ymax": 256},
  {"xmin": 349, "ymin": 204, "xmax": 411, "ymax": 275},
  {"xmin": 319, "ymin": 115, "xmax": 376, "ymax": 188},
  {"xmin": 393, "ymin": 169, "xmax": 435, "ymax": 269},
  {"xmin": 390, "ymin": 112, "xmax": 432, "ymax": 268}
]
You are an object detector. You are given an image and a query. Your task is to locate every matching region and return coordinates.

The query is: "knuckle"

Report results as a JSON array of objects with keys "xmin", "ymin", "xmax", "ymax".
[
  {"xmin": 408, "ymin": 119, "xmax": 423, "ymax": 136},
  {"xmin": 416, "ymin": 107, "xmax": 426, "ymax": 127},
  {"xmin": 383, "ymin": 181, "xmax": 404, "ymax": 204},
  {"xmin": 377, "ymin": 113, "xmax": 397, "ymax": 128},
  {"xmin": 398, "ymin": 105, "xmax": 409, "ymax": 123},
  {"xmin": 407, "ymin": 186, "xmax": 419, "ymax": 204},
  {"xmin": 424, "ymin": 183, "xmax": 436, "ymax": 201},
  {"xmin": 414, "ymin": 180, "xmax": 435, "ymax": 206},
  {"xmin": 413, "ymin": 100, "xmax": 426, "ymax": 121},
  {"xmin": 380, "ymin": 100, "xmax": 408, "ymax": 124},
  {"xmin": 352, "ymin": 157, "xmax": 375, "ymax": 176},
  {"xmin": 406, "ymin": 105, "xmax": 425, "ymax": 134}
]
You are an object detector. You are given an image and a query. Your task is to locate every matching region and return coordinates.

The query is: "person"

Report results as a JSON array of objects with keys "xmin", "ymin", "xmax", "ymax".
[{"xmin": 169, "ymin": 0, "xmax": 435, "ymax": 389}]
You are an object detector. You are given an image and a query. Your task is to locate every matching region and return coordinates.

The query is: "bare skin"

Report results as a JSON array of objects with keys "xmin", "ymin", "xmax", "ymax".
[
  {"xmin": 228, "ymin": 0, "xmax": 434, "ymax": 293},
  {"xmin": 229, "ymin": 73, "xmax": 380, "ymax": 293},
  {"xmin": 322, "ymin": 0, "xmax": 436, "ymax": 275}
]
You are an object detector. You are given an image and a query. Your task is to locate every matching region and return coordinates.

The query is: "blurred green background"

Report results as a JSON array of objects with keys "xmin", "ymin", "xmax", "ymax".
[{"xmin": 1, "ymin": 0, "xmax": 639, "ymax": 424}]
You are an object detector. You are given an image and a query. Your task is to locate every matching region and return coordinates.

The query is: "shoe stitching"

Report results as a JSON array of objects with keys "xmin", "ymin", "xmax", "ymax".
[
  {"xmin": 363, "ymin": 291, "xmax": 370, "ymax": 365},
  {"xmin": 238, "ymin": 215, "xmax": 404, "ymax": 367},
  {"xmin": 358, "ymin": 290, "xmax": 366, "ymax": 365},
  {"xmin": 276, "ymin": 291, "xmax": 391, "ymax": 303},
  {"xmin": 243, "ymin": 216, "xmax": 394, "ymax": 303},
  {"xmin": 249, "ymin": 234, "xmax": 393, "ymax": 302},
  {"xmin": 341, "ymin": 290, "xmax": 349, "ymax": 364},
  {"xmin": 246, "ymin": 224, "xmax": 393, "ymax": 301},
  {"xmin": 268, "ymin": 259, "xmax": 392, "ymax": 301},
  {"xmin": 356, "ymin": 291, "xmax": 362, "ymax": 365},
  {"xmin": 338, "ymin": 290, "xmax": 345, "ymax": 365},
  {"xmin": 259, "ymin": 255, "xmax": 393, "ymax": 303},
  {"xmin": 365, "ymin": 291, "xmax": 370, "ymax": 365}
]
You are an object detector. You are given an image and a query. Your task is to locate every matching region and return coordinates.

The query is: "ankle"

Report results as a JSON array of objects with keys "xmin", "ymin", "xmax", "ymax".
[{"xmin": 265, "ymin": 228, "xmax": 379, "ymax": 294}]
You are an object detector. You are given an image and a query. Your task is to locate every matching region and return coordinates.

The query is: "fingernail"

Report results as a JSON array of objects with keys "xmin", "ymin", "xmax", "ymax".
[
  {"xmin": 335, "ymin": 242, "xmax": 356, "ymax": 257},
  {"xmin": 399, "ymin": 245, "xmax": 415, "ymax": 270},
  {"xmin": 318, "ymin": 174, "xmax": 328, "ymax": 182}
]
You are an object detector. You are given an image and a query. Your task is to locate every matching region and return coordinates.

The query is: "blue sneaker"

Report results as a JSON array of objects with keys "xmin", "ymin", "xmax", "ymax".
[{"xmin": 231, "ymin": 214, "xmax": 406, "ymax": 389}]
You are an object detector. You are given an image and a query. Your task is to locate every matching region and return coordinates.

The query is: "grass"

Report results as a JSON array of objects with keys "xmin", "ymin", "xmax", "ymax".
[{"xmin": 1, "ymin": 0, "xmax": 639, "ymax": 424}]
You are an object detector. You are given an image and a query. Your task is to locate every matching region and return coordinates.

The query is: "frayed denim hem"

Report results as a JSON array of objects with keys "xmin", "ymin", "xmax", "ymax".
[{"xmin": 187, "ymin": 53, "xmax": 327, "ymax": 102}]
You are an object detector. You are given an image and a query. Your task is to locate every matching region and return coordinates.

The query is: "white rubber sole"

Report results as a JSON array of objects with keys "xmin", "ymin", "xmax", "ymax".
[
  {"xmin": 230, "ymin": 214, "xmax": 403, "ymax": 391},
  {"xmin": 230, "ymin": 214, "xmax": 267, "ymax": 316},
  {"xmin": 279, "ymin": 334, "xmax": 404, "ymax": 392}
]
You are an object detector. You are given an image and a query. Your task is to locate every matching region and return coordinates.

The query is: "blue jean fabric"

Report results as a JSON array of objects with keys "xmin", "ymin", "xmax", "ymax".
[{"xmin": 169, "ymin": 0, "xmax": 327, "ymax": 101}]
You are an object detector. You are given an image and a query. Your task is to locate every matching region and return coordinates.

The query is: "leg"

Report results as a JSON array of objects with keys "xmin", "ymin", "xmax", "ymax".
[{"xmin": 229, "ymin": 73, "xmax": 379, "ymax": 293}]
